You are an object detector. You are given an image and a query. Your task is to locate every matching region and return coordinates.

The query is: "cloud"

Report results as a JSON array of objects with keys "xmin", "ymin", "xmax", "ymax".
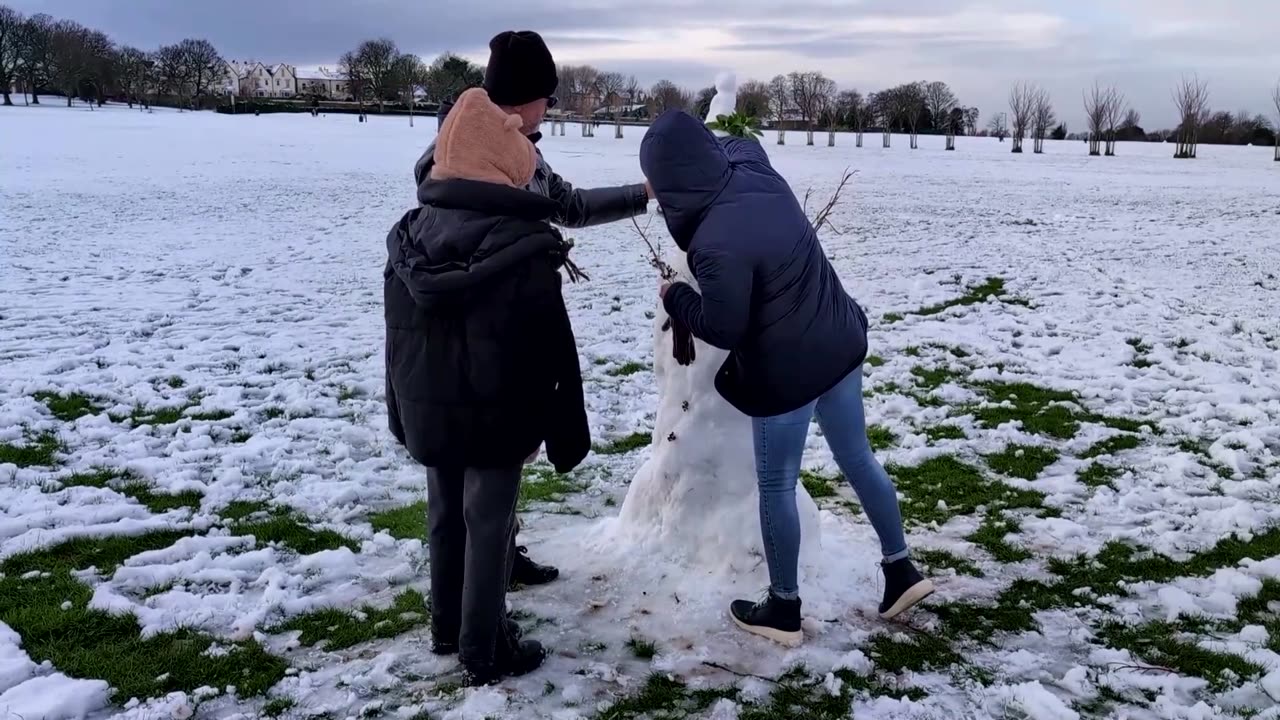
[{"xmin": 8, "ymin": 0, "xmax": 1279, "ymax": 127}]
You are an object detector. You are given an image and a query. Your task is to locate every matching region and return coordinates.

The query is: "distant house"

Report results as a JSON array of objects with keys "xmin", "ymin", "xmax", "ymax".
[
  {"xmin": 223, "ymin": 61, "xmax": 299, "ymax": 98},
  {"xmin": 591, "ymin": 103, "xmax": 649, "ymax": 121},
  {"xmin": 296, "ymin": 69, "xmax": 350, "ymax": 101}
]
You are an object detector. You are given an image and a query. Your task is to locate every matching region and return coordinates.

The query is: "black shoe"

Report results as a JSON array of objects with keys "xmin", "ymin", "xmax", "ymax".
[
  {"xmin": 462, "ymin": 640, "xmax": 547, "ymax": 687},
  {"xmin": 510, "ymin": 546, "xmax": 559, "ymax": 589},
  {"xmin": 729, "ymin": 591, "xmax": 803, "ymax": 647},
  {"xmin": 879, "ymin": 558, "xmax": 935, "ymax": 619},
  {"xmin": 430, "ymin": 636, "xmax": 458, "ymax": 655}
]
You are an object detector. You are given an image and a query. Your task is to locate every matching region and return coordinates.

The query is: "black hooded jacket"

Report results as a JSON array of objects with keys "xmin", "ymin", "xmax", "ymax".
[
  {"xmin": 641, "ymin": 111, "xmax": 868, "ymax": 418},
  {"xmin": 384, "ymin": 178, "xmax": 590, "ymax": 473}
]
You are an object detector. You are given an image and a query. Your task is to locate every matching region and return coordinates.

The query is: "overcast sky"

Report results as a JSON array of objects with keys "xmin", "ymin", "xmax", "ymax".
[{"xmin": 11, "ymin": 0, "xmax": 1278, "ymax": 128}]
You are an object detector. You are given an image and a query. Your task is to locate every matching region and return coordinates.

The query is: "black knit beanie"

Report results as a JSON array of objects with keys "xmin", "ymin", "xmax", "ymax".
[{"xmin": 484, "ymin": 30, "xmax": 558, "ymax": 107}]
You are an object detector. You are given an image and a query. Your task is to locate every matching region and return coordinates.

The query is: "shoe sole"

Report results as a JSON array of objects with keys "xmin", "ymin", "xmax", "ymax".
[
  {"xmin": 731, "ymin": 615, "xmax": 803, "ymax": 647},
  {"xmin": 879, "ymin": 579, "xmax": 936, "ymax": 620}
]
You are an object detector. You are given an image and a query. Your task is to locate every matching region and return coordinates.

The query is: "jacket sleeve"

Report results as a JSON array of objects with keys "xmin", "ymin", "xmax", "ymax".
[
  {"xmin": 545, "ymin": 164, "xmax": 649, "ymax": 229},
  {"xmin": 531, "ymin": 264, "xmax": 590, "ymax": 473},
  {"xmin": 720, "ymin": 136, "xmax": 772, "ymax": 168},
  {"xmin": 662, "ymin": 247, "xmax": 752, "ymax": 351}
]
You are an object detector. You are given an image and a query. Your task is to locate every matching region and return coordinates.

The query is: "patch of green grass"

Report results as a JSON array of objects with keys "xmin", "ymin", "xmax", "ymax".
[
  {"xmin": 0, "ymin": 572, "xmax": 286, "ymax": 703},
  {"xmin": 911, "ymin": 365, "xmax": 964, "ymax": 391},
  {"xmin": 233, "ymin": 514, "xmax": 358, "ymax": 555},
  {"xmin": 625, "ymin": 635, "xmax": 657, "ymax": 660},
  {"xmin": 914, "ymin": 277, "xmax": 1017, "ymax": 317},
  {"xmin": 165, "ymin": 376, "xmax": 186, "ymax": 389},
  {"xmin": 1091, "ymin": 415, "xmax": 1155, "ymax": 434},
  {"xmin": 275, "ymin": 589, "xmax": 429, "ymax": 651},
  {"xmin": 231, "ymin": 430, "xmax": 253, "ymax": 444},
  {"xmin": 966, "ymin": 513, "xmax": 1033, "ymax": 563},
  {"xmin": 119, "ymin": 482, "xmax": 203, "ymax": 513},
  {"xmin": 262, "ymin": 698, "xmax": 296, "ymax": 718},
  {"xmin": 1081, "ymin": 434, "xmax": 1142, "ymax": 459},
  {"xmin": 594, "ymin": 431, "xmax": 652, "ymax": 456},
  {"xmin": 866, "ymin": 425, "xmax": 896, "ymax": 451},
  {"xmin": 1078, "ymin": 462, "xmax": 1122, "ymax": 489},
  {"xmin": 882, "ymin": 313, "xmax": 904, "ymax": 324},
  {"xmin": 606, "ymin": 362, "xmax": 648, "ymax": 377},
  {"xmin": 984, "ymin": 444, "xmax": 1060, "ymax": 480},
  {"xmin": 925, "ymin": 424, "xmax": 967, "ymax": 442},
  {"xmin": 903, "ymin": 346, "xmax": 921, "ymax": 357},
  {"xmin": 1097, "ymin": 621, "xmax": 1264, "ymax": 691},
  {"xmin": 592, "ymin": 673, "xmax": 738, "ymax": 720},
  {"xmin": 370, "ymin": 501, "xmax": 427, "ymax": 542},
  {"xmin": 219, "ymin": 500, "xmax": 274, "ymax": 522},
  {"xmin": 580, "ymin": 640, "xmax": 609, "ymax": 655},
  {"xmin": 865, "ymin": 355, "xmax": 886, "ymax": 367},
  {"xmin": 337, "ymin": 385, "xmax": 360, "ymax": 402},
  {"xmin": 800, "ymin": 470, "xmax": 839, "ymax": 499},
  {"xmin": 914, "ymin": 548, "xmax": 984, "ymax": 577},
  {"xmin": 263, "ymin": 406, "xmax": 286, "ymax": 420},
  {"xmin": 740, "ymin": 665, "xmax": 926, "ymax": 720},
  {"xmin": 866, "ymin": 632, "xmax": 962, "ymax": 673},
  {"xmin": 58, "ymin": 467, "xmax": 127, "ymax": 489},
  {"xmin": 888, "ymin": 456, "xmax": 1045, "ymax": 526},
  {"xmin": 519, "ymin": 465, "xmax": 584, "ymax": 509},
  {"xmin": 34, "ymin": 391, "xmax": 103, "ymax": 422},
  {"xmin": 129, "ymin": 403, "xmax": 194, "ymax": 426},
  {"xmin": 970, "ymin": 381, "xmax": 1083, "ymax": 440},
  {"xmin": 0, "ymin": 529, "xmax": 194, "ymax": 577},
  {"xmin": 0, "ymin": 431, "xmax": 62, "ymax": 468},
  {"xmin": 189, "ymin": 409, "xmax": 234, "ymax": 422}
]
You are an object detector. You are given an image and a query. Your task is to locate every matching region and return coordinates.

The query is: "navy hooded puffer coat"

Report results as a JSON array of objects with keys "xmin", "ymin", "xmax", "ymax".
[{"xmin": 642, "ymin": 111, "xmax": 868, "ymax": 419}]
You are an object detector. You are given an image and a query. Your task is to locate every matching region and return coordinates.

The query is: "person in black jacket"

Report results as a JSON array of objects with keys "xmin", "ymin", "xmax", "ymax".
[
  {"xmin": 416, "ymin": 30, "xmax": 651, "ymax": 589},
  {"xmin": 384, "ymin": 88, "xmax": 590, "ymax": 685},
  {"xmin": 641, "ymin": 111, "xmax": 934, "ymax": 647}
]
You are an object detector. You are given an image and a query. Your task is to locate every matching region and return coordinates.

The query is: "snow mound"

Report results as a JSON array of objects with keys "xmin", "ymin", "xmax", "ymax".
[{"xmin": 597, "ymin": 249, "xmax": 823, "ymax": 575}]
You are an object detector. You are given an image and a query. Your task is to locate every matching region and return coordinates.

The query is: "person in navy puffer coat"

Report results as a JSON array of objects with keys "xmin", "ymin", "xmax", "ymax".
[{"xmin": 641, "ymin": 110, "xmax": 934, "ymax": 647}]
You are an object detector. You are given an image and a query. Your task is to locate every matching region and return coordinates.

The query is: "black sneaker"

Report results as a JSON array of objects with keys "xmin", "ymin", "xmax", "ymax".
[
  {"xmin": 510, "ymin": 546, "xmax": 559, "ymax": 589},
  {"xmin": 729, "ymin": 591, "xmax": 803, "ymax": 647},
  {"xmin": 462, "ymin": 640, "xmax": 547, "ymax": 687},
  {"xmin": 879, "ymin": 558, "xmax": 935, "ymax": 619}
]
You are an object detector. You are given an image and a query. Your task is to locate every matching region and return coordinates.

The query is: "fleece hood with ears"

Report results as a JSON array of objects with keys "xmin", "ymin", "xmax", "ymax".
[{"xmin": 639, "ymin": 111, "xmax": 731, "ymax": 250}]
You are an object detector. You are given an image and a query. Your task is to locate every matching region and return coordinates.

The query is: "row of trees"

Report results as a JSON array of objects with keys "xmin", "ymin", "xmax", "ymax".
[
  {"xmin": 335, "ymin": 38, "xmax": 483, "ymax": 124},
  {"xmin": 0, "ymin": 4, "xmax": 228, "ymax": 108}
]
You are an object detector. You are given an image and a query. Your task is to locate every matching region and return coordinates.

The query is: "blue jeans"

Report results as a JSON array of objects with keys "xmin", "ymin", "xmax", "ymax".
[{"xmin": 753, "ymin": 366, "xmax": 909, "ymax": 599}]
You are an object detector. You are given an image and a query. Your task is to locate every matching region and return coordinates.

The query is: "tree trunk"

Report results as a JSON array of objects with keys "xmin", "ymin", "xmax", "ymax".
[
  {"xmin": 777, "ymin": 129, "xmax": 785, "ymax": 145},
  {"xmin": 1274, "ymin": 138, "xmax": 1279, "ymax": 161},
  {"xmin": 615, "ymin": 119, "xmax": 623, "ymax": 139},
  {"xmin": 946, "ymin": 134, "xmax": 955, "ymax": 151},
  {"xmin": 856, "ymin": 131, "xmax": 863, "ymax": 148},
  {"xmin": 806, "ymin": 127, "xmax": 814, "ymax": 146},
  {"xmin": 910, "ymin": 131, "xmax": 918, "ymax": 150},
  {"xmin": 1012, "ymin": 137, "xmax": 1023, "ymax": 153},
  {"xmin": 409, "ymin": 100, "xmax": 414, "ymax": 127},
  {"xmin": 827, "ymin": 130, "xmax": 835, "ymax": 147},
  {"xmin": 66, "ymin": 94, "xmax": 73, "ymax": 107},
  {"xmin": 2, "ymin": 92, "xmax": 11, "ymax": 106},
  {"xmin": 30, "ymin": 85, "xmax": 39, "ymax": 104},
  {"xmin": 882, "ymin": 130, "xmax": 890, "ymax": 148}
]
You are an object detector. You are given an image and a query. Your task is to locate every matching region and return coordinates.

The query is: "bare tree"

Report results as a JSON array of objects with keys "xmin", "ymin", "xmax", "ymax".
[
  {"xmin": 649, "ymin": 79, "xmax": 690, "ymax": 118},
  {"xmin": 177, "ymin": 38, "xmax": 223, "ymax": 109},
  {"xmin": 339, "ymin": 50, "xmax": 366, "ymax": 118},
  {"xmin": 963, "ymin": 107, "xmax": 980, "ymax": 136},
  {"xmin": 924, "ymin": 80, "xmax": 958, "ymax": 149},
  {"xmin": 0, "ymin": 4, "xmax": 21, "ymax": 106},
  {"xmin": 836, "ymin": 89, "xmax": 864, "ymax": 146},
  {"xmin": 1122, "ymin": 108, "xmax": 1141, "ymax": 132},
  {"xmin": 352, "ymin": 38, "xmax": 398, "ymax": 113},
  {"xmin": 737, "ymin": 79, "xmax": 771, "ymax": 120},
  {"xmin": 560, "ymin": 64, "xmax": 600, "ymax": 135},
  {"xmin": 48, "ymin": 20, "xmax": 93, "ymax": 107},
  {"xmin": 899, "ymin": 82, "xmax": 926, "ymax": 149},
  {"xmin": 768, "ymin": 74, "xmax": 789, "ymax": 145},
  {"xmin": 15, "ymin": 13, "xmax": 53, "ymax": 104},
  {"xmin": 1102, "ymin": 87, "xmax": 1126, "ymax": 155},
  {"xmin": 1172, "ymin": 74, "xmax": 1210, "ymax": 159},
  {"xmin": 1031, "ymin": 87, "xmax": 1054, "ymax": 154},
  {"xmin": 1008, "ymin": 82, "xmax": 1036, "ymax": 153},
  {"xmin": 789, "ymin": 70, "xmax": 833, "ymax": 146},
  {"xmin": 154, "ymin": 43, "xmax": 191, "ymax": 108},
  {"xmin": 596, "ymin": 70, "xmax": 626, "ymax": 138},
  {"xmin": 1272, "ymin": 79, "xmax": 1279, "ymax": 161},
  {"xmin": 1083, "ymin": 82, "xmax": 1109, "ymax": 156},
  {"xmin": 869, "ymin": 90, "xmax": 894, "ymax": 147},
  {"xmin": 391, "ymin": 53, "xmax": 426, "ymax": 126},
  {"xmin": 987, "ymin": 112, "xmax": 1008, "ymax": 142},
  {"xmin": 623, "ymin": 74, "xmax": 641, "ymax": 111},
  {"xmin": 114, "ymin": 45, "xmax": 149, "ymax": 108}
]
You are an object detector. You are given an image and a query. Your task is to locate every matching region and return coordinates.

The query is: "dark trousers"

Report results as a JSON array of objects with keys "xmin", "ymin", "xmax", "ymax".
[{"xmin": 426, "ymin": 465, "xmax": 522, "ymax": 665}]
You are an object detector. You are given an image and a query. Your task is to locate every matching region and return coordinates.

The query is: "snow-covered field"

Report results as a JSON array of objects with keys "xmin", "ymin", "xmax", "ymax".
[{"xmin": 2, "ymin": 103, "xmax": 1279, "ymax": 720}]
